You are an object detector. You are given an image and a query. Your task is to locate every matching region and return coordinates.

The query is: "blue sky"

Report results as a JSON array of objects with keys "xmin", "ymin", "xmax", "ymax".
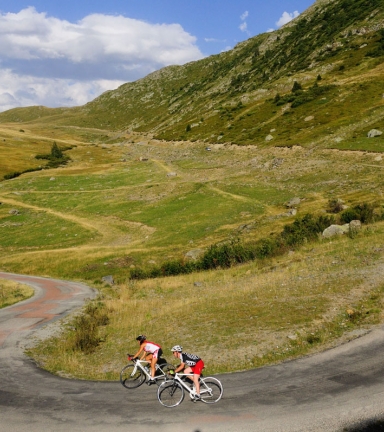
[{"xmin": 0, "ymin": 0, "xmax": 315, "ymax": 112}]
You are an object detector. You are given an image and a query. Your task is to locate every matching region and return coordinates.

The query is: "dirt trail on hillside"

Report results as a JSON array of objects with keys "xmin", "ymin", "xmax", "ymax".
[
  {"xmin": 207, "ymin": 185, "xmax": 254, "ymax": 203},
  {"xmin": 0, "ymin": 195, "xmax": 154, "ymax": 247}
]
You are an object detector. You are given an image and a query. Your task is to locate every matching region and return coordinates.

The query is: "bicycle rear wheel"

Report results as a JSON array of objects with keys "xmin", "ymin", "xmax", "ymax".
[
  {"xmin": 157, "ymin": 381, "xmax": 184, "ymax": 407},
  {"xmin": 200, "ymin": 377, "xmax": 223, "ymax": 404},
  {"xmin": 120, "ymin": 364, "xmax": 145, "ymax": 389}
]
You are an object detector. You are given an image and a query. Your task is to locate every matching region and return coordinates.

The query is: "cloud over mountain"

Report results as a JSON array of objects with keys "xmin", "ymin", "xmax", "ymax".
[{"xmin": 0, "ymin": 7, "xmax": 203, "ymax": 111}]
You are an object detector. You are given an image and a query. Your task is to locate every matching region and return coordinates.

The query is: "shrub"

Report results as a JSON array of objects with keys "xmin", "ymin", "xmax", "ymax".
[
  {"xmin": 340, "ymin": 203, "xmax": 377, "ymax": 224},
  {"xmin": 327, "ymin": 198, "xmax": 344, "ymax": 213},
  {"xmin": 4, "ymin": 171, "xmax": 21, "ymax": 180},
  {"xmin": 292, "ymin": 81, "xmax": 302, "ymax": 93},
  {"xmin": 70, "ymin": 301, "xmax": 109, "ymax": 353},
  {"xmin": 35, "ymin": 141, "xmax": 71, "ymax": 167},
  {"xmin": 280, "ymin": 214, "xmax": 335, "ymax": 247},
  {"xmin": 72, "ymin": 314, "xmax": 100, "ymax": 353}
]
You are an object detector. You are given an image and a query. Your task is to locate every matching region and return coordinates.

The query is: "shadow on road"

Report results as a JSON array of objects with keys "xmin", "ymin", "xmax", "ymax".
[{"xmin": 345, "ymin": 419, "xmax": 384, "ymax": 431}]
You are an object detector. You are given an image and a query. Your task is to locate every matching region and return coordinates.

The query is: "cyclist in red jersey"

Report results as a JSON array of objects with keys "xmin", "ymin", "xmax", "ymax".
[
  {"xmin": 132, "ymin": 335, "xmax": 162, "ymax": 385},
  {"xmin": 171, "ymin": 345, "xmax": 204, "ymax": 401}
]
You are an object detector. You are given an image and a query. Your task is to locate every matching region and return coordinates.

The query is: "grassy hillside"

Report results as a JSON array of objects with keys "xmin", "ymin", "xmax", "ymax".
[
  {"xmin": 1, "ymin": 0, "xmax": 383, "ymax": 150},
  {"xmin": 0, "ymin": 0, "xmax": 384, "ymax": 378}
]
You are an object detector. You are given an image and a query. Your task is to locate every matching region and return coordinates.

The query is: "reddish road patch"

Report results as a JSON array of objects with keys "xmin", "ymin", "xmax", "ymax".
[{"xmin": 0, "ymin": 272, "xmax": 93, "ymax": 347}]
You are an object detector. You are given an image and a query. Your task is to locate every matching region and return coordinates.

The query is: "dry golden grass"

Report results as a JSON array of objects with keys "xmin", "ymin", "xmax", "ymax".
[
  {"xmin": 28, "ymin": 222, "xmax": 384, "ymax": 379},
  {"xmin": 0, "ymin": 279, "xmax": 34, "ymax": 308}
]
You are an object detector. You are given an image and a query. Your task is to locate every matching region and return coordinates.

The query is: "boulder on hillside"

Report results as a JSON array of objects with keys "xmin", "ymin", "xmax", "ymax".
[
  {"xmin": 286, "ymin": 197, "xmax": 301, "ymax": 208},
  {"xmin": 185, "ymin": 249, "xmax": 204, "ymax": 261},
  {"xmin": 367, "ymin": 129, "xmax": 383, "ymax": 138},
  {"xmin": 322, "ymin": 224, "xmax": 348, "ymax": 238},
  {"xmin": 322, "ymin": 220, "xmax": 361, "ymax": 238}
]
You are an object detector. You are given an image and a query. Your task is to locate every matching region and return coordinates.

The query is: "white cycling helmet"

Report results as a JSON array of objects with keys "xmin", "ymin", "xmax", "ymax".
[{"xmin": 171, "ymin": 345, "xmax": 183, "ymax": 352}]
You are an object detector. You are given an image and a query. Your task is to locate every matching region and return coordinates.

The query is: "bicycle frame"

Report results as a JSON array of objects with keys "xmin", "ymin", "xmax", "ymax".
[
  {"xmin": 120, "ymin": 355, "xmax": 175, "ymax": 389},
  {"xmin": 132, "ymin": 358, "xmax": 168, "ymax": 381},
  {"xmin": 172, "ymin": 373, "xmax": 206, "ymax": 399}
]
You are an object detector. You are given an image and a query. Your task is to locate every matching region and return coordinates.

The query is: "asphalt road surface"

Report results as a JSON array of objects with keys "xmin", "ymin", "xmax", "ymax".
[{"xmin": 1, "ymin": 272, "xmax": 384, "ymax": 432}]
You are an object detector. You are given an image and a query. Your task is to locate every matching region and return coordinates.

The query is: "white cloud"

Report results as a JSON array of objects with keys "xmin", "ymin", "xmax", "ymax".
[
  {"xmin": 239, "ymin": 11, "xmax": 250, "ymax": 35},
  {"xmin": 240, "ymin": 11, "xmax": 249, "ymax": 21},
  {"xmin": 276, "ymin": 11, "xmax": 300, "ymax": 28},
  {"xmin": 0, "ymin": 68, "xmax": 124, "ymax": 111},
  {"xmin": 0, "ymin": 7, "xmax": 204, "ymax": 112},
  {"xmin": 239, "ymin": 22, "xmax": 248, "ymax": 33}
]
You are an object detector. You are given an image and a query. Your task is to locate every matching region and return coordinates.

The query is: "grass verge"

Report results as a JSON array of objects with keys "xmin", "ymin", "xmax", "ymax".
[{"xmin": 0, "ymin": 279, "xmax": 34, "ymax": 308}]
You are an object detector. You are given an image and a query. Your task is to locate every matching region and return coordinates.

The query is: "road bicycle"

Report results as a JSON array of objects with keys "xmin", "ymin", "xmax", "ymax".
[
  {"xmin": 120, "ymin": 354, "xmax": 175, "ymax": 389},
  {"xmin": 157, "ymin": 372, "xmax": 223, "ymax": 407}
]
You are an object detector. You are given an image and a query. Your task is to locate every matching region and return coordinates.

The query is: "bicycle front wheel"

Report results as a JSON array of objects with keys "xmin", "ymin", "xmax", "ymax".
[
  {"xmin": 120, "ymin": 364, "xmax": 145, "ymax": 389},
  {"xmin": 200, "ymin": 377, "xmax": 223, "ymax": 404},
  {"xmin": 157, "ymin": 381, "xmax": 184, "ymax": 407}
]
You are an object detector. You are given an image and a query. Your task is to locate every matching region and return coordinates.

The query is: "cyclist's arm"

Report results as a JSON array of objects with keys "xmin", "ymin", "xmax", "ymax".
[
  {"xmin": 174, "ymin": 361, "xmax": 185, "ymax": 373},
  {"xmin": 132, "ymin": 345, "xmax": 144, "ymax": 359}
]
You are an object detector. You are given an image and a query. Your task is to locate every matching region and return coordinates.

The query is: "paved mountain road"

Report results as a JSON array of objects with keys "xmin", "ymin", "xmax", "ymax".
[{"xmin": 1, "ymin": 272, "xmax": 384, "ymax": 432}]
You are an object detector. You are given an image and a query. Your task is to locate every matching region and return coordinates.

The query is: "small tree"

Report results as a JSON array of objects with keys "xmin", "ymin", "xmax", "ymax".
[
  {"xmin": 51, "ymin": 142, "xmax": 63, "ymax": 159},
  {"xmin": 292, "ymin": 81, "xmax": 303, "ymax": 93}
]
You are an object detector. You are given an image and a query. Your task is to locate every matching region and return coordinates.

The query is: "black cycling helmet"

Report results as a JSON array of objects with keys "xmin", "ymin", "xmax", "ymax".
[{"xmin": 136, "ymin": 335, "xmax": 147, "ymax": 342}]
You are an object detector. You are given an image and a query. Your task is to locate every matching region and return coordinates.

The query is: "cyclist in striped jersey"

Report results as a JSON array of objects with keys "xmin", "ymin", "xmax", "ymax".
[{"xmin": 171, "ymin": 345, "xmax": 204, "ymax": 401}]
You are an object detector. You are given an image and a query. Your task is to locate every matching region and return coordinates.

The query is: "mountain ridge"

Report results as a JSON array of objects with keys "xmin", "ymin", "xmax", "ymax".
[{"xmin": 0, "ymin": 0, "xmax": 383, "ymax": 150}]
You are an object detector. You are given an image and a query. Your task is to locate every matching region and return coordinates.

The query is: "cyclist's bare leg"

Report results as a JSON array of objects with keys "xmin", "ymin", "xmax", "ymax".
[
  {"xmin": 147, "ymin": 354, "xmax": 157, "ymax": 379},
  {"xmin": 184, "ymin": 367, "xmax": 200, "ymax": 395}
]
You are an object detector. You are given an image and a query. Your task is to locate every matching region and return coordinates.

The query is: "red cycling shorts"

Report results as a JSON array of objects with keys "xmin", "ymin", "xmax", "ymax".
[{"xmin": 191, "ymin": 359, "xmax": 204, "ymax": 375}]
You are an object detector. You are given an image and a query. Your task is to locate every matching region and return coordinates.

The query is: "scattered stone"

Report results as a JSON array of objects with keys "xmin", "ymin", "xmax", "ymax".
[
  {"xmin": 349, "ymin": 220, "xmax": 362, "ymax": 231},
  {"xmin": 185, "ymin": 249, "xmax": 204, "ymax": 261},
  {"xmin": 167, "ymin": 172, "xmax": 177, "ymax": 177},
  {"xmin": 286, "ymin": 209, "xmax": 297, "ymax": 217},
  {"xmin": 193, "ymin": 282, "xmax": 203, "ymax": 287},
  {"xmin": 367, "ymin": 129, "xmax": 382, "ymax": 138},
  {"xmin": 272, "ymin": 158, "xmax": 284, "ymax": 168},
  {"xmin": 49, "ymin": 177, "xmax": 55, "ymax": 181},
  {"xmin": 304, "ymin": 116, "xmax": 314, "ymax": 122},
  {"xmin": 265, "ymin": 134, "xmax": 274, "ymax": 141},
  {"xmin": 9, "ymin": 209, "xmax": 20, "ymax": 215},
  {"xmin": 286, "ymin": 197, "xmax": 301, "ymax": 208},
  {"xmin": 101, "ymin": 275, "xmax": 114, "ymax": 285},
  {"xmin": 237, "ymin": 223, "xmax": 255, "ymax": 233}
]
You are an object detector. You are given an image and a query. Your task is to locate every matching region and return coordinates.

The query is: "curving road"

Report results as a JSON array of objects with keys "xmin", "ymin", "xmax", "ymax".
[{"xmin": 1, "ymin": 272, "xmax": 384, "ymax": 432}]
